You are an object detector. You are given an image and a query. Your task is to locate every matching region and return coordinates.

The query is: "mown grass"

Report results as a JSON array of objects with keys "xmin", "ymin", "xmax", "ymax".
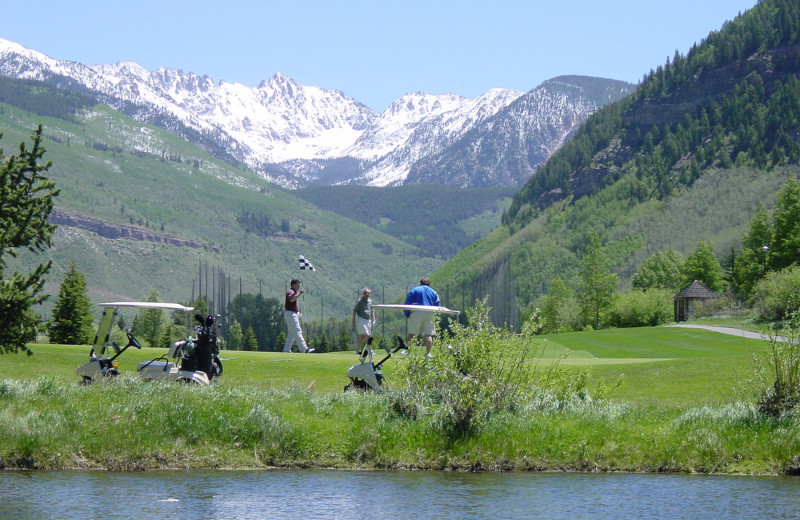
[
  {"xmin": 539, "ymin": 326, "xmax": 765, "ymax": 408},
  {"xmin": 1, "ymin": 325, "xmax": 798, "ymax": 474}
]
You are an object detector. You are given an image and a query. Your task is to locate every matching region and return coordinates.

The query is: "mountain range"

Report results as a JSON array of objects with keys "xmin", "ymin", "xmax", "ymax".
[{"xmin": 0, "ymin": 38, "xmax": 633, "ymax": 189}]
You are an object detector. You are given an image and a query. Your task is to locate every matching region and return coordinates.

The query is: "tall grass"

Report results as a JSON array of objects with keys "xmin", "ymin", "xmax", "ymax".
[
  {"xmin": 3, "ymin": 321, "xmax": 799, "ymax": 474},
  {"xmin": 2, "ymin": 376, "xmax": 799, "ymax": 474},
  {"xmin": 751, "ymin": 313, "xmax": 800, "ymax": 416}
]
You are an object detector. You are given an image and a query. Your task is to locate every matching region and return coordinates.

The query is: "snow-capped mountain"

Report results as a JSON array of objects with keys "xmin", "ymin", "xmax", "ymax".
[
  {"xmin": 0, "ymin": 38, "xmax": 632, "ymax": 188},
  {"xmin": 352, "ymin": 88, "xmax": 525, "ymax": 186},
  {"xmin": 406, "ymin": 76, "xmax": 637, "ymax": 187}
]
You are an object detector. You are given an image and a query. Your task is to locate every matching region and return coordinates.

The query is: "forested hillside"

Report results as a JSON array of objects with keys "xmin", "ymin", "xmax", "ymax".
[
  {"xmin": 508, "ymin": 0, "xmax": 800, "ymax": 224},
  {"xmin": 294, "ymin": 185, "xmax": 514, "ymax": 259},
  {"xmin": 0, "ymin": 79, "xmax": 444, "ymax": 344},
  {"xmin": 0, "ymin": 75, "xmax": 97, "ymax": 121},
  {"xmin": 433, "ymin": 0, "xmax": 800, "ymax": 327}
]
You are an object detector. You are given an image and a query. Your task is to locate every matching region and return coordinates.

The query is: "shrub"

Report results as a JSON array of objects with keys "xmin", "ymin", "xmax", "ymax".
[
  {"xmin": 692, "ymin": 292, "xmax": 744, "ymax": 318},
  {"xmin": 391, "ymin": 299, "xmax": 541, "ymax": 437},
  {"xmin": 753, "ymin": 266, "xmax": 800, "ymax": 321},
  {"xmin": 540, "ymin": 278, "xmax": 581, "ymax": 333},
  {"xmin": 751, "ymin": 313, "xmax": 800, "ymax": 416},
  {"xmin": 607, "ymin": 289, "xmax": 673, "ymax": 328}
]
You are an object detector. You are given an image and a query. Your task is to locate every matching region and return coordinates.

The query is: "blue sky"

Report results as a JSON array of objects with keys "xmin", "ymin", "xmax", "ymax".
[{"xmin": 2, "ymin": 1, "xmax": 757, "ymax": 111}]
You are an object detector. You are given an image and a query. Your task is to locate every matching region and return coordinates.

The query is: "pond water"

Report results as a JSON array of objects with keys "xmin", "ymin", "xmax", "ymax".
[{"xmin": 2, "ymin": 469, "xmax": 799, "ymax": 519}]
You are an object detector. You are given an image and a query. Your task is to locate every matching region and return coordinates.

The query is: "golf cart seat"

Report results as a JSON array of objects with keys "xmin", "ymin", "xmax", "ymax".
[{"xmin": 168, "ymin": 340, "xmax": 188, "ymax": 359}]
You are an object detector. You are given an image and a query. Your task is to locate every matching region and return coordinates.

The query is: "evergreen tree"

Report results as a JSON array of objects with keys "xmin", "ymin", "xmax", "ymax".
[
  {"xmin": 337, "ymin": 322, "xmax": 351, "ymax": 352},
  {"xmin": 226, "ymin": 293, "xmax": 283, "ymax": 352},
  {"xmin": 228, "ymin": 319, "xmax": 243, "ymax": 351},
  {"xmin": 48, "ymin": 263, "xmax": 94, "ymax": 345},
  {"xmin": 577, "ymin": 233, "xmax": 618, "ymax": 329},
  {"xmin": 242, "ymin": 327, "xmax": 258, "ymax": 351},
  {"xmin": 158, "ymin": 323, "xmax": 183, "ymax": 351},
  {"xmin": 0, "ymin": 126, "xmax": 59, "ymax": 355},
  {"xmin": 190, "ymin": 296, "xmax": 209, "ymax": 317},
  {"xmin": 317, "ymin": 332, "xmax": 330, "ymax": 353}
]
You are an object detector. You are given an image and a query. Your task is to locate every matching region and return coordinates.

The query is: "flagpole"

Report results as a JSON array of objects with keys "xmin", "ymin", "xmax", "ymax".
[{"xmin": 297, "ymin": 255, "xmax": 316, "ymax": 346}]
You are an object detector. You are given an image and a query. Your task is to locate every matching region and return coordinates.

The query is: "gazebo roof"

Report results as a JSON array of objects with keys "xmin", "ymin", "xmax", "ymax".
[{"xmin": 674, "ymin": 280, "xmax": 719, "ymax": 300}]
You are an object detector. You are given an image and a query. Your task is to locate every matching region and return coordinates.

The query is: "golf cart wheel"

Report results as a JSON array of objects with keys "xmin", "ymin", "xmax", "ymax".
[
  {"xmin": 178, "ymin": 377, "xmax": 200, "ymax": 384},
  {"xmin": 79, "ymin": 376, "xmax": 94, "ymax": 386}
]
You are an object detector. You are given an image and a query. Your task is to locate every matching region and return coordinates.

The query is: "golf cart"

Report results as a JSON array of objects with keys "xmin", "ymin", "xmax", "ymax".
[
  {"xmin": 137, "ymin": 312, "xmax": 223, "ymax": 384},
  {"xmin": 76, "ymin": 301, "xmax": 222, "ymax": 385},
  {"xmin": 343, "ymin": 303, "xmax": 461, "ymax": 392},
  {"xmin": 344, "ymin": 336, "xmax": 408, "ymax": 392}
]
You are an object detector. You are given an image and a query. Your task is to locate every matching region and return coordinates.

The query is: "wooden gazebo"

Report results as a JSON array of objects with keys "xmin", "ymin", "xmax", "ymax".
[{"xmin": 673, "ymin": 280, "xmax": 719, "ymax": 322}]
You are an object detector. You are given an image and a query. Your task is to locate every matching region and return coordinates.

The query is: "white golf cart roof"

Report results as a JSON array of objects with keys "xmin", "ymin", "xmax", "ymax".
[
  {"xmin": 100, "ymin": 301, "xmax": 194, "ymax": 312},
  {"xmin": 373, "ymin": 304, "xmax": 459, "ymax": 314}
]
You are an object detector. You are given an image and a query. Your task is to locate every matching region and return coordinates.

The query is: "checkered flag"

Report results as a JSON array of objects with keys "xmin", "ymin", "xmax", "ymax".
[{"xmin": 298, "ymin": 255, "xmax": 315, "ymax": 271}]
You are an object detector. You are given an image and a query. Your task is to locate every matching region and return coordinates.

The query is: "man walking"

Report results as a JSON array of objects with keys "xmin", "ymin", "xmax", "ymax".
[
  {"xmin": 283, "ymin": 279, "xmax": 314, "ymax": 353},
  {"xmin": 404, "ymin": 277, "xmax": 440, "ymax": 359}
]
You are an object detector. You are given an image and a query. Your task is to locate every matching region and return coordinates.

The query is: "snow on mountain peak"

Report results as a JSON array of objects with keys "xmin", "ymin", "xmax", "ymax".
[
  {"xmin": 0, "ymin": 38, "xmax": 587, "ymax": 188},
  {"xmin": 352, "ymin": 88, "xmax": 525, "ymax": 186},
  {"xmin": 0, "ymin": 38, "xmax": 29, "ymax": 54}
]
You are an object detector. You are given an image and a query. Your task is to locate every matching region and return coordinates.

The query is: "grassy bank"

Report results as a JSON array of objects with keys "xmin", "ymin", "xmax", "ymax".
[{"xmin": 1, "ymin": 325, "xmax": 798, "ymax": 474}]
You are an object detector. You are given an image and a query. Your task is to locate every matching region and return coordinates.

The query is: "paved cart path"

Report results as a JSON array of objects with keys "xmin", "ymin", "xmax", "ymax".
[{"xmin": 667, "ymin": 323, "xmax": 788, "ymax": 343}]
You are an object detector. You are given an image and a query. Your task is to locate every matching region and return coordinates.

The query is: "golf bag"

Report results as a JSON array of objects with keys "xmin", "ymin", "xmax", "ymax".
[{"xmin": 181, "ymin": 314, "xmax": 223, "ymax": 380}]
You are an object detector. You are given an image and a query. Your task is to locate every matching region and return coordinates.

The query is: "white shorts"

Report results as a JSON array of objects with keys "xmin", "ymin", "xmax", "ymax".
[
  {"xmin": 355, "ymin": 316, "xmax": 372, "ymax": 336},
  {"xmin": 407, "ymin": 310, "xmax": 435, "ymax": 336}
]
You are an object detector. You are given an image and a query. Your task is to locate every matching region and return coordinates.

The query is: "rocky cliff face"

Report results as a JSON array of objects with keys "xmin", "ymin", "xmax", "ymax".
[{"xmin": 48, "ymin": 210, "xmax": 219, "ymax": 252}]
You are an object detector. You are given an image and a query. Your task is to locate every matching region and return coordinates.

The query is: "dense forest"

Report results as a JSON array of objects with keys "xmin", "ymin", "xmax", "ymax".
[{"xmin": 236, "ymin": 209, "xmax": 291, "ymax": 237}]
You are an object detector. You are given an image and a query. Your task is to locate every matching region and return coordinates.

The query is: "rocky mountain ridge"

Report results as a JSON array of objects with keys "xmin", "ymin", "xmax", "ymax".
[
  {"xmin": 0, "ymin": 38, "xmax": 633, "ymax": 188},
  {"xmin": 48, "ymin": 209, "xmax": 218, "ymax": 252}
]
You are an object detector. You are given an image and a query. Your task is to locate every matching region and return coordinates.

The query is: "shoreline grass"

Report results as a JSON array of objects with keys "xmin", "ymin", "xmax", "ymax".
[
  {"xmin": 2, "ymin": 377, "xmax": 798, "ymax": 474},
  {"xmin": 2, "ymin": 326, "xmax": 798, "ymax": 475}
]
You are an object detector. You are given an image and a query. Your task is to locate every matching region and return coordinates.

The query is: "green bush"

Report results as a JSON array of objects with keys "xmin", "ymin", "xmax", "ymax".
[
  {"xmin": 391, "ymin": 299, "xmax": 541, "ymax": 437},
  {"xmin": 753, "ymin": 266, "xmax": 800, "ymax": 321},
  {"xmin": 607, "ymin": 289, "xmax": 673, "ymax": 328},
  {"xmin": 539, "ymin": 278, "xmax": 581, "ymax": 333},
  {"xmin": 751, "ymin": 313, "xmax": 800, "ymax": 416},
  {"xmin": 692, "ymin": 292, "xmax": 743, "ymax": 318}
]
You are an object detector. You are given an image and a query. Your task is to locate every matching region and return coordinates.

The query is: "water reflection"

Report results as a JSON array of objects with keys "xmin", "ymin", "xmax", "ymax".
[{"xmin": 3, "ymin": 469, "xmax": 800, "ymax": 519}]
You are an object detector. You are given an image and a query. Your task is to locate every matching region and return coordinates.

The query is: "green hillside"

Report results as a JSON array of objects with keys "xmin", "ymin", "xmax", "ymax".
[
  {"xmin": 432, "ymin": 0, "xmax": 800, "ymax": 326},
  {"xmin": 293, "ymin": 184, "xmax": 514, "ymax": 259},
  {"xmin": 0, "ymin": 93, "xmax": 444, "ymax": 333}
]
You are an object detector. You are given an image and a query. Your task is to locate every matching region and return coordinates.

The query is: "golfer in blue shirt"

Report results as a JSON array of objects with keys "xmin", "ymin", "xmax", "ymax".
[{"xmin": 404, "ymin": 277, "xmax": 440, "ymax": 359}]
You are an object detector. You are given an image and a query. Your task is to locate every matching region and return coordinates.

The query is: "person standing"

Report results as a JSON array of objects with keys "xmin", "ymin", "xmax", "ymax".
[
  {"xmin": 284, "ymin": 279, "xmax": 314, "ymax": 353},
  {"xmin": 404, "ymin": 277, "xmax": 440, "ymax": 359},
  {"xmin": 352, "ymin": 287, "xmax": 375, "ymax": 354}
]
